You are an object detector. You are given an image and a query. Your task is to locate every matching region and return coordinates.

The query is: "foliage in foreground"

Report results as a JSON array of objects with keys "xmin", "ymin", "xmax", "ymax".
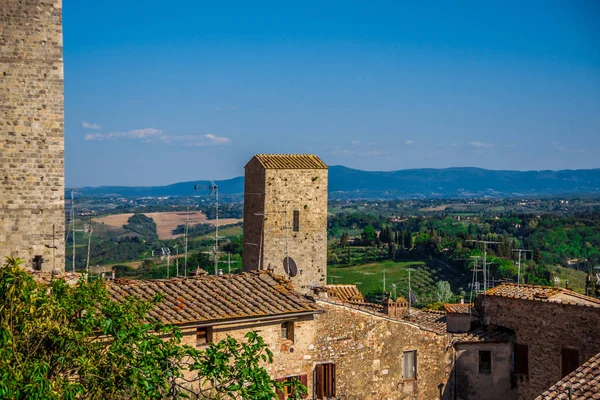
[{"xmin": 0, "ymin": 257, "xmax": 304, "ymax": 399}]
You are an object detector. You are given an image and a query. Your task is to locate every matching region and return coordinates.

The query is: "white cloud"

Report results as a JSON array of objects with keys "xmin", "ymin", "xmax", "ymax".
[
  {"xmin": 204, "ymin": 133, "xmax": 231, "ymax": 145},
  {"xmin": 405, "ymin": 140, "xmax": 415, "ymax": 145},
  {"xmin": 82, "ymin": 122, "xmax": 101, "ymax": 130},
  {"xmin": 350, "ymin": 139, "xmax": 361, "ymax": 146},
  {"xmin": 469, "ymin": 141, "xmax": 495, "ymax": 149},
  {"xmin": 550, "ymin": 141, "xmax": 584, "ymax": 154},
  {"xmin": 84, "ymin": 128, "xmax": 163, "ymax": 141}
]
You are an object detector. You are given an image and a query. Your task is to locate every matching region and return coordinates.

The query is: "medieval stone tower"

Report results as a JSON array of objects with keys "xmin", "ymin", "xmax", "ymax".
[
  {"xmin": 243, "ymin": 154, "xmax": 328, "ymax": 293},
  {"xmin": 0, "ymin": 0, "xmax": 65, "ymax": 271}
]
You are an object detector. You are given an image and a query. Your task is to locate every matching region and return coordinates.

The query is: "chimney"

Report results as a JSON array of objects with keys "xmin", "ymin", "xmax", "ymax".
[
  {"xmin": 565, "ymin": 280, "xmax": 570, "ymax": 290},
  {"xmin": 460, "ymin": 297, "xmax": 465, "ymax": 304}
]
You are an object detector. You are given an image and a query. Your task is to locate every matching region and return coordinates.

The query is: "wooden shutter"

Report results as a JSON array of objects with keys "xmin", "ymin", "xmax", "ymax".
[
  {"xmin": 299, "ymin": 375, "xmax": 308, "ymax": 399},
  {"xmin": 315, "ymin": 364, "xmax": 325, "ymax": 399},
  {"xmin": 275, "ymin": 377, "xmax": 285, "ymax": 400},
  {"xmin": 514, "ymin": 344, "xmax": 529, "ymax": 375},
  {"xmin": 562, "ymin": 348, "xmax": 579, "ymax": 377},
  {"xmin": 330, "ymin": 363, "xmax": 336, "ymax": 397}
]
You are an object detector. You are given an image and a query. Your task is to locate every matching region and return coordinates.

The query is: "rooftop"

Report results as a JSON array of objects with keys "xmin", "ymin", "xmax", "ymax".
[
  {"xmin": 402, "ymin": 309, "xmax": 447, "ymax": 334},
  {"xmin": 536, "ymin": 352, "xmax": 600, "ymax": 400},
  {"xmin": 451, "ymin": 325, "xmax": 514, "ymax": 344},
  {"xmin": 108, "ymin": 271, "xmax": 320, "ymax": 326},
  {"xmin": 248, "ymin": 154, "xmax": 328, "ymax": 170},
  {"xmin": 486, "ymin": 283, "xmax": 600, "ymax": 308},
  {"xmin": 444, "ymin": 303, "xmax": 474, "ymax": 314},
  {"xmin": 326, "ymin": 284, "xmax": 365, "ymax": 303}
]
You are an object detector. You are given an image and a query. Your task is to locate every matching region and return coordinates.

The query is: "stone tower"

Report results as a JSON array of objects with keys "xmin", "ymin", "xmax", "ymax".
[
  {"xmin": 0, "ymin": 0, "xmax": 65, "ymax": 271},
  {"xmin": 243, "ymin": 154, "xmax": 328, "ymax": 293}
]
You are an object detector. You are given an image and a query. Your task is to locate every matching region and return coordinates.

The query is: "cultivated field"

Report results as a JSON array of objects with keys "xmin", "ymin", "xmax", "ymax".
[{"xmin": 94, "ymin": 212, "xmax": 242, "ymax": 240}]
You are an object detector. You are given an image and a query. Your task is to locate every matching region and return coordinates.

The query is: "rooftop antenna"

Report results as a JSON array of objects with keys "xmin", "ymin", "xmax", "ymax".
[
  {"xmin": 161, "ymin": 247, "xmax": 171, "ymax": 278},
  {"xmin": 407, "ymin": 268, "xmax": 416, "ymax": 315},
  {"xmin": 469, "ymin": 256, "xmax": 483, "ymax": 305},
  {"xmin": 84, "ymin": 217, "xmax": 93, "ymax": 282},
  {"xmin": 468, "ymin": 240, "xmax": 500, "ymax": 323},
  {"xmin": 391, "ymin": 283, "xmax": 397, "ymax": 300},
  {"xmin": 174, "ymin": 244, "xmax": 179, "ymax": 277},
  {"xmin": 382, "ymin": 269, "xmax": 386, "ymax": 293},
  {"xmin": 195, "ymin": 182, "xmax": 221, "ymax": 275},
  {"xmin": 512, "ymin": 249, "xmax": 532, "ymax": 295},
  {"xmin": 218, "ymin": 252, "xmax": 239, "ymax": 275}
]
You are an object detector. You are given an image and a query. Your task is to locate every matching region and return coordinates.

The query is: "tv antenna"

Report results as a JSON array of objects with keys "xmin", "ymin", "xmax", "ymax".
[
  {"xmin": 161, "ymin": 247, "xmax": 171, "ymax": 278},
  {"xmin": 173, "ymin": 244, "xmax": 179, "ymax": 277},
  {"xmin": 195, "ymin": 182, "xmax": 221, "ymax": 275},
  {"xmin": 68, "ymin": 190, "xmax": 85, "ymax": 273},
  {"xmin": 407, "ymin": 268, "xmax": 417, "ymax": 315},
  {"xmin": 467, "ymin": 240, "xmax": 500, "ymax": 323},
  {"xmin": 512, "ymin": 249, "xmax": 532, "ymax": 294},
  {"xmin": 84, "ymin": 218, "xmax": 93, "ymax": 281}
]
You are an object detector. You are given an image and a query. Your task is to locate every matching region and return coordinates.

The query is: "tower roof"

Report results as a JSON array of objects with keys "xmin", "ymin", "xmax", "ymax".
[{"xmin": 247, "ymin": 154, "xmax": 328, "ymax": 170}]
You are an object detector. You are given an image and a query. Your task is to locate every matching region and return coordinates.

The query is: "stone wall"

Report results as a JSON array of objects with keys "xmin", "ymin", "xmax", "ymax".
[
  {"xmin": 454, "ymin": 342, "xmax": 517, "ymax": 400},
  {"xmin": 480, "ymin": 296, "xmax": 600, "ymax": 399},
  {"xmin": 0, "ymin": 0, "xmax": 65, "ymax": 271},
  {"xmin": 243, "ymin": 159, "xmax": 328, "ymax": 294},
  {"xmin": 314, "ymin": 301, "xmax": 453, "ymax": 400}
]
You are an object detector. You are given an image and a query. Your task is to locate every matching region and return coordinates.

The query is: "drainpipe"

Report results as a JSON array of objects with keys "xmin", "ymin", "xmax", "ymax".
[
  {"xmin": 567, "ymin": 384, "xmax": 572, "ymax": 400},
  {"xmin": 453, "ymin": 345, "xmax": 457, "ymax": 400}
]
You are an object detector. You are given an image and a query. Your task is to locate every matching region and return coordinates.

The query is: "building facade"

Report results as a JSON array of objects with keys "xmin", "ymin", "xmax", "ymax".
[
  {"xmin": 0, "ymin": 0, "xmax": 65, "ymax": 271},
  {"xmin": 243, "ymin": 154, "xmax": 328, "ymax": 294}
]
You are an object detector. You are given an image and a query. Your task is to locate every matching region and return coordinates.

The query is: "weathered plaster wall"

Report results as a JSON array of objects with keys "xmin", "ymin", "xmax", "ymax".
[
  {"xmin": 480, "ymin": 297, "xmax": 600, "ymax": 400},
  {"xmin": 0, "ymin": 0, "xmax": 65, "ymax": 271},
  {"xmin": 243, "ymin": 162, "xmax": 328, "ymax": 294},
  {"xmin": 314, "ymin": 301, "xmax": 453, "ymax": 400},
  {"xmin": 454, "ymin": 342, "xmax": 517, "ymax": 400}
]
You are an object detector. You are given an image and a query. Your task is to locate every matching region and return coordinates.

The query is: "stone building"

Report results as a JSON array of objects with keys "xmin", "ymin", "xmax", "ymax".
[
  {"xmin": 243, "ymin": 154, "xmax": 328, "ymax": 294},
  {"xmin": 477, "ymin": 283, "xmax": 600, "ymax": 400},
  {"xmin": 535, "ymin": 351, "xmax": 600, "ymax": 400},
  {"xmin": 0, "ymin": 0, "xmax": 65, "ymax": 271}
]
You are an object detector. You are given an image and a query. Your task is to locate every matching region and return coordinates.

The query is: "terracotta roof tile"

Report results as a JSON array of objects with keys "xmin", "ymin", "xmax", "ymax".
[
  {"xmin": 486, "ymin": 283, "xmax": 600, "ymax": 308},
  {"xmin": 326, "ymin": 285, "xmax": 366, "ymax": 303},
  {"xmin": 108, "ymin": 272, "xmax": 320, "ymax": 325},
  {"xmin": 402, "ymin": 309, "xmax": 447, "ymax": 334},
  {"xmin": 535, "ymin": 352, "xmax": 600, "ymax": 400},
  {"xmin": 451, "ymin": 325, "xmax": 514, "ymax": 344},
  {"xmin": 444, "ymin": 303, "xmax": 474, "ymax": 314},
  {"xmin": 249, "ymin": 154, "xmax": 328, "ymax": 169}
]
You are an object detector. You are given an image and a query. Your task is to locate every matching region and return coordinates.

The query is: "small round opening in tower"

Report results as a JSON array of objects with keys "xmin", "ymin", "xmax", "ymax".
[{"xmin": 283, "ymin": 257, "xmax": 298, "ymax": 277}]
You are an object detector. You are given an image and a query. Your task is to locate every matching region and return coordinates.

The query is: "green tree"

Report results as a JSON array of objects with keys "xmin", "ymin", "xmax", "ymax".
[
  {"xmin": 0, "ymin": 257, "xmax": 302, "ymax": 399},
  {"xmin": 361, "ymin": 225, "xmax": 377, "ymax": 245},
  {"xmin": 435, "ymin": 280, "xmax": 453, "ymax": 303},
  {"xmin": 123, "ymin": 213, "xmax": 158, "ymax": 240}
]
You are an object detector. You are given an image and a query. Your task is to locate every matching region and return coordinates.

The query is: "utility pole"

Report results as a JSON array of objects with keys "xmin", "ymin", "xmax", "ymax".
[
  {"xmin": 468, "ymin": 240, "xmax": 500, "ymax": 323},
  {"xmin": 184, "ymin": 205, "xmax": 189, "ymax": 276},
  {"xmin": 512, "ymin": 249, "xmax": 532, "ymax": 295}
]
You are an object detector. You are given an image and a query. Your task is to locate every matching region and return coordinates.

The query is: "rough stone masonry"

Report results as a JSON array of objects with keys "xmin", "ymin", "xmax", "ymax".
[{"xmin": 0, "ymin": 0, "xmax": 65, "ymax": 271}]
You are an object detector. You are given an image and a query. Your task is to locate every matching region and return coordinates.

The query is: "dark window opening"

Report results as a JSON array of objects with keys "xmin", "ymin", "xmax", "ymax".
[
  {"xmin": 283, "ymin": 256, "xmax": 298, "ymax": 277},
  {"xmin": 403, "ymin": 350, "xmax": 417, "ymax": 380},
  {"xmin": 293, "ymin": 210, "xmax": 300, "ymax": 232},
  {"xmin": 479, "ymin": 350, "xmax": 492, "ymax": 373},
  {"xmin": 562, "ymin": 348, "xmax": 580, "ymax": 377},
  {"xmin": 514, "ymin": 343, "xmax": 529, "ymax": 376},
  {"xmin": 33, "ymin": 255, "xmax": 44, "ymax": 271},
  {"xmin": 196, "ymin": 327, "xmax": 212, "ymax": 347},
  {"xmin": 314, "ymin": 363, "xmax": 335, "ymax": 399},
  {"xmin": 281, "ymin": 321, "xmax": 294, "ymax": 342}
]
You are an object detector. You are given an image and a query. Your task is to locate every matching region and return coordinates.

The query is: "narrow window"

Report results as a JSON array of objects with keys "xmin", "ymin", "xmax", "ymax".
[
  {"xmin": 281, "ymin": 321, "xmax": 294, "ymax": 342},
  {"xmin": 196, "ymin": 327, "xmax": 212, "ymax": 347},
  {"xmin": 315, "ymin": 363, "xmax": 336, "ymax": 398},
  {"xmin": 33, "ymin": 255, "xmax": 44, "ymax": 271},
  {"xmin": 403, "ymin": 350, "xmax": 417, "ymax": 380},
  {"xmin": 562, "ymin": 348, "xmax": 580, "ymax": 377},
  {"xmin": 276, "ymin": 375, "xmax": 307, "ymax": 400},
  {"xmin": 293, "ymin": 209, "xmax": 300, "ymax": 232},
  {"xmin": 514, "ymin": 343, "xmax": 529, "ymax": 376},
  {"xmin": 479, "ymin": 350, "xmax": 492, "ymax": 373}
]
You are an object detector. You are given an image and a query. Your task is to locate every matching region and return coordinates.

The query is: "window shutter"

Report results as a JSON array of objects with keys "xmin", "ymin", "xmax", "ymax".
[
  {"xmin": 299, "ymin": 375, "xmax": 308, "ymax": 399},
  {"xmin": 514, "ymin": 344, "xmax": 529, "ymax": 375},
  {"xmin": 331, "ymin": 363, "xmax": 336, "ymax": 397},
  {"xmin": 315, "ymin": 364, "xmax": 325, "ymax": 399},
  {"xmin": 562, "ymin": 348, "xmax": 579, "ymax": 377},
  {"xmin": 276, "ymin": 377, "xmax": 285, "ymax": 400}
]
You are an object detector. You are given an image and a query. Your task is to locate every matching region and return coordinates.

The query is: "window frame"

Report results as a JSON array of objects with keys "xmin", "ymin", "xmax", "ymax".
[
  {"xmin": 292, "ymin": 209, "xmax": 300, "ymax": 232},
  {"xmin": 314, "ymin": 363, "xmax": 335, "ymax": 398},
  {"xmin": 561, "ymin": 347, "xmax": 580, "ymax": 378},
  {"xmin": 196, "ymin": 326, "xmax": 212, "ymax": 347},
  {"xmin": 281, "ymin": 321, "xmax": 295, "ymax": 342},
  {"xmin": 403, "ymin": 350, "xmax": 417, "ymax": 380},
  {"xmin": 513, "ymin": 343, "xmax": 529, "ymax": 376},
  {"xmin": 479, "ymin": 350, "xmax": 492, "ymax": 374}
]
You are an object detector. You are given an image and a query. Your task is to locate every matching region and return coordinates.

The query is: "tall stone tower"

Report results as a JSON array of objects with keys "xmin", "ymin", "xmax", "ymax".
[
  {"xmin": 243, "ymin": 154, "xmax": 328, "ymax": 293},
  {"xmin": 0, "ymin": 0, "xmax": 65, "ymax": 271}
]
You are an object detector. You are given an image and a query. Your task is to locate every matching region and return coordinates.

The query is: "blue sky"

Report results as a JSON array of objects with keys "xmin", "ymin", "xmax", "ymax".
[{"xmin": 64, "ymin": 1, "xmax": 600, "ymax": 187}]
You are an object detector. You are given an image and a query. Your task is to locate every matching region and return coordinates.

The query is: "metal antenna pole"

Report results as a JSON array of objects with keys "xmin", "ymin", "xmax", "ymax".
[
  {"xmin": 214, "ymin": 185, "xmax": 219, "ymax": 276},
  {"xmin": 175, "ymin": 244, "xmax": 179, "ymax": 277},
  {"xmin": 72, "ymin": 190, "xmax": 76, "ymax": 272},
  {"xmin": 284, "ymin": 209, "xmax": 289, "ymax": 278},
  {"xmin": 184, "ymin": 205, "xmax": 189, "ymax": 276},
  {"xmin": 383, "ymin": 269, "xmax": 386, "ymax": 293},
  {"xmin": 85, "ymin": 221, "xmax": 92, "ymax": 283},
  {"xmin": 512, "ymin": 249, "xmax": 532, "ymax": 294},
  {"xmin": 467, "ymin": 240, "xmax": 500, "ymax": 323}
]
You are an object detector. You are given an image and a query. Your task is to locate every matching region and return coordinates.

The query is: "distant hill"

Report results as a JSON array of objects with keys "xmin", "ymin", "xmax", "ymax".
[{"xmin": 74, "ymin": 167, "xmax": 600, "ymax": 199}]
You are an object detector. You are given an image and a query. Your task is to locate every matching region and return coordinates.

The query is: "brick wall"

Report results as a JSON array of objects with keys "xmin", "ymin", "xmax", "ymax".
[
  {"xmin": 480, "ymin": 296, "xmax": 600, "ymax": 399},
  {"xmin": 0, "ymin": 0, "xmax": 65, "ymax": 271}
]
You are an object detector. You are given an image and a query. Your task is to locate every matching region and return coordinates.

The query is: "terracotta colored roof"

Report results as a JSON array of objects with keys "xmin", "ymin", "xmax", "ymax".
[
  {"xmin": 536, "ymin": 352, "xmax": 600, "ymax": 400},
  {"xmin": 108, "ymin": 271, "xmax": 320, "ymax": 325},
  {"xmin": 402, "ymin": 309, "xmax": 447, "ymax": 334},
  {"xmin": 451, "ymin": 325, "xmax": 514, "ymax": 344},
  {"xmin": 326, "ymin": 285, "xmax": 365, "ymax": 303},
  {"xmin": 486, "ymin": 283, "xmax": 600, "ymax": 308},
  {"xmin": 444, "ymin": 303, "xmax": 473, "ymax": 314},
  {"xmin": 249, "ymin": 154, "xmax": 328, "ymax": 169}
]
